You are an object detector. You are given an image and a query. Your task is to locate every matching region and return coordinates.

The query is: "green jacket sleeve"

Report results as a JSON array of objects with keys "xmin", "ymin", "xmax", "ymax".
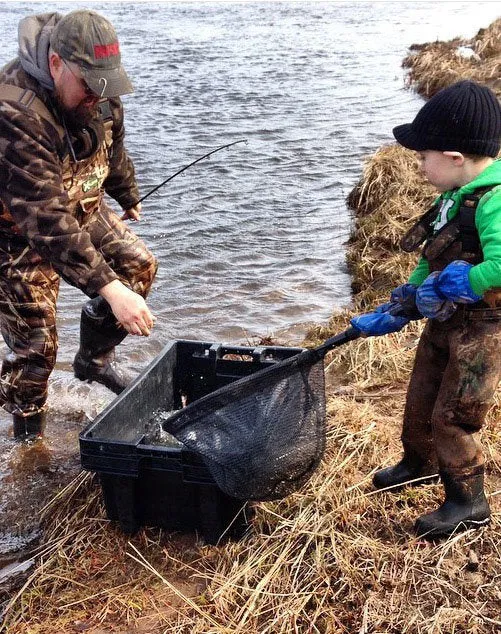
[{"xmin": 408, "ymin": 257, "xmax": 430, "ymax": 286}]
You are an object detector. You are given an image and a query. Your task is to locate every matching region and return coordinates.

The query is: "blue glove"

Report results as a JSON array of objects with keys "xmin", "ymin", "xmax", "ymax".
[
  {"xmin": 350, "ymin": 301, "xmax": 410, "ymax": 336},
  {"xmin": 416, "ymin": 261, "xmax": 482, "ymax": 321},
  {"xmin": 390, "ymin": 283, "xmax": 421, "ymax": 319},
  {"xmin": 391, "ymin": 283, "xmax": 416, "ymax": 303},
  {"xmin": 435, "ymin": 260, "xmax": 482, "ymax": 303},
  {"xmin": 416, "ymin": 271, "xmax": 457, "ymax": 321}
]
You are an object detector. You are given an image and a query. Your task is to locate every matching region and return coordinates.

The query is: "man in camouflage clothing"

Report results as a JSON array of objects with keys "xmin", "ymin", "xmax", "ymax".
[{"xmin": 0, "ymin": 10, "xmax": 157, "ymax": 439}]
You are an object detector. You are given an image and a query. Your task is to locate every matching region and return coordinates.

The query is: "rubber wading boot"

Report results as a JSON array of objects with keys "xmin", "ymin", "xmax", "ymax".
[
  {"xmin": 373, "ymin": 453, "xmax": 438, "ymax": 490},
  {"xmin": 73, "ymin": 296, "xmax": 130, "ymax": 395},
  {"xmin": 13, "ymin": 411, "xmax": 46, "ymax": 441},
  {"xmin": 414, "ymin": 470, "xmax": 490, "ymax": 538}
]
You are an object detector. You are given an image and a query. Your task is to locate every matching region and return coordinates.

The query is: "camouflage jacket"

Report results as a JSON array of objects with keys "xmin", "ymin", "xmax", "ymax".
[{"xmin": 0, "ymin": 59, "xmax": 140, "ymax": 296}]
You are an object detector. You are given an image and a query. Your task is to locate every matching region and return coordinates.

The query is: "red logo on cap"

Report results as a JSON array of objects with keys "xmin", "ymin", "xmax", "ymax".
[{"xmin": 94, "ymin": 42, "xmax": 120, "ymax": 59}]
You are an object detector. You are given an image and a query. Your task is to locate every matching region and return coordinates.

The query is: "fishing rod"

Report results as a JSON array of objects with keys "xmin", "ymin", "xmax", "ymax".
[{"xmin": 137, "ymin": 139, "xmax": 248, "ymax": 205}]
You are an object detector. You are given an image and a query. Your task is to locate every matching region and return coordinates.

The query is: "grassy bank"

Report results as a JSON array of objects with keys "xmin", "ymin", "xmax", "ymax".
[
  {"xmin": 401, "ymin": 18, "xmax": 501, "ymax": 99},
  {"xmin": 3, "ymin": 20, "xmax": 501, "ymax": 634}
]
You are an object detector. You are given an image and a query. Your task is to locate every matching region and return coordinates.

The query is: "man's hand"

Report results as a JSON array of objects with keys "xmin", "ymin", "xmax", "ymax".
[
  {"xmin": 99, "ymin": 280, "xmax": 155, "ymax": 336},
  {"xmin": 121, "ymin": 202, "xmax": 142, "ymax": 221}
]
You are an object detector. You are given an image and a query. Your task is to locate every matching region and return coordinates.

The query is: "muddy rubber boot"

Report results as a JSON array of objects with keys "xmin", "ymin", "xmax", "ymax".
[
  {"xmin": 73, "ymin": 297, "xmax": 130, "ymax": 395},
  {"xmin": 13, "ymin": 411, "xmax": 46, "ymax": 441},
  {"xmin": 414, "ymin": 470, "xmax": 490, "ymax": 538},
  {"xmin": 373, "ymin": 453, "xmax": 438, "ymax": 490}
]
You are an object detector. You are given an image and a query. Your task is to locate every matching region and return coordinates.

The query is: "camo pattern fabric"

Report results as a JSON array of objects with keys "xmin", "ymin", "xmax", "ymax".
[
  {"xmin": 401, "ymin": 310, "xmax": 501, "ymax": 475},
  {"xmin": 0, "ymin": 203, "xmax": 157, "ymax": 416},
  {"xmin": 0, "ymin": 238, "xmax": 59, "ymax": 416},
  {"xmin": 0, "ymin": 58, "xmax": 156, "ymax": 416},
  {"xmin": 397, "ymin": 193, "xmax": 501, "ymax": 476},
  {"xmin": 0, "ymin": 59, "xmax": 140, "ymax": 297}
]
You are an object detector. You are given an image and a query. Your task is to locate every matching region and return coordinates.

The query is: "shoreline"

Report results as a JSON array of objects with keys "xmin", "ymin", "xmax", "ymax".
[{"xmin": 3, "ymin": 18, "xmax": 501, "ymax": 634}]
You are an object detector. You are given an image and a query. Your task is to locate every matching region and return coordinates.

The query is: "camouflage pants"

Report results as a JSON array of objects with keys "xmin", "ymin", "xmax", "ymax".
[
  {"xmin": 0, "ymin": 203, "xmax": 157, "ymax": 417},
  {"xmin": 402, "ymin": 308, "xmax": 501, "ymax": 476}
]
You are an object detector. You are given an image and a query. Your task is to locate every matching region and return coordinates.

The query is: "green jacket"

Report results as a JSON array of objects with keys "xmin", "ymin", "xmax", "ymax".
[{"xmin": 408, "ymin": 159, "xmax": 501, "ymax": 296}]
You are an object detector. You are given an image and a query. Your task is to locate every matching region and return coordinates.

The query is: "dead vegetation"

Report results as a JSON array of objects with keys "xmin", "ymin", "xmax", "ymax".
[
  {"xmin": 3, "ymin": 373, "xmax": 501, "ymax": 633},
  {"xmin": 345, "ymin": 144, "xmax": 436, "ymax": 304},
  {"xmin": 402, "ymin": 18, "xmax": 501, "ymax": 98},
  {"xmin": 3, "ymin": 19, "xmax": 501, "ymax": 634}
]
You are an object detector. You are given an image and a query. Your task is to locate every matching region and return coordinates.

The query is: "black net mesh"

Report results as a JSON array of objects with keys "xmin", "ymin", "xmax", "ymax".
[{"xmin": 164, "ymin": 350, "xmax": 326, "ymax": 501}]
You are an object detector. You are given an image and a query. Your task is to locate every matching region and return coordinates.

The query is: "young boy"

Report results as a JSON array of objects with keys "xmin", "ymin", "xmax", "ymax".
[{"xmin": 351, "ymin": 80, "xmax": 501, "ymax": 538}]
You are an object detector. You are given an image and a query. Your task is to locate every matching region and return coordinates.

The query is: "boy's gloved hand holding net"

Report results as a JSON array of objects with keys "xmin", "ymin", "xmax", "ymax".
[
  {"xmin": 416, "ymin": 260, "xmax": 482, "ymax": 321},
  {"xmin": 350, "ymin": 283, "xmax": 422, "ymax": 336}
]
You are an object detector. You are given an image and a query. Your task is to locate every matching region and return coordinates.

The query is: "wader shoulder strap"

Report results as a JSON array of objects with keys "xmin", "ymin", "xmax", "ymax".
[
  {"xmin": 458, "ymin": 186, "xmax": 494, "ymax": 254},
  {"xmin": 423, "ymin": 186, "xmax": 495, "ymax": 260},
  {"xmin": 0, "ymin": 83, "xmax": 65, "ymax": 140},
  {"xmin": 400, "ymin": 202, "xmax": 440, "ymax": 253},
  {"xmin": 402, "ymin": 186, "xmax": 496, "ymax": 260}
]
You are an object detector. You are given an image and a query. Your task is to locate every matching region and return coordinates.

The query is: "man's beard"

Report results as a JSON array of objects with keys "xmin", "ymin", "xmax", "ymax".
[{"xmin": 53, "ymin": 87, "xmax": 99, "ymax": 131}]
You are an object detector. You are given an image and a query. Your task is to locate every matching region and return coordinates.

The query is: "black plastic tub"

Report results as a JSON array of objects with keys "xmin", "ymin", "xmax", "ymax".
[{"xmin": 79, "ymin": 339, "xmax": 303, "ymax": 544}]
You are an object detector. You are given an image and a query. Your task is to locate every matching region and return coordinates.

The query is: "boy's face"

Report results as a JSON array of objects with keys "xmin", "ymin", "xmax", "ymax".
[{"xmin": 416, "ymin": 150, "xmax": 463, "ymax": 192}]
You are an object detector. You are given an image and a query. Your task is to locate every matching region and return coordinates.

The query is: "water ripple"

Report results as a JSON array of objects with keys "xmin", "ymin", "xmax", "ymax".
[{"xmin": 0, "ymin": 1, "xmax": 497, "ymax": 356}]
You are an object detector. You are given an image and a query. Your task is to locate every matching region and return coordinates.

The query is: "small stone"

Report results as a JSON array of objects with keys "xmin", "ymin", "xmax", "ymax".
[{"xmin": 466, "ymin": 549, "xmax": 480, "ymax": 572}]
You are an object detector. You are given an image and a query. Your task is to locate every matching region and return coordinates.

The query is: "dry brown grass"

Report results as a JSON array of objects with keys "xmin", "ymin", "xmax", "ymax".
[
  {"xmin": 403, "ymin": 18, "xmax": 501, "ymax": 98},
  {"xmin": 346, "ymin": 144, "xmax": 436, "ymax": 301},
  {"xmin": 3, "ymin": 19, "xmax": 501, "ymax": 634},
  {"xmin": 4, "ymin": 375, "xmax": 501, "ymax": 633},
  {"xmin": 4, "ymin": 141, "xmax": 501, "ymax": 634}
]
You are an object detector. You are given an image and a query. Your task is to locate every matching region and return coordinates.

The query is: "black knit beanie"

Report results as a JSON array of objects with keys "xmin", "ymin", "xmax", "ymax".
[{"xmin": 393, "ymin": 80, "xmax": 501, "ymax": 157}]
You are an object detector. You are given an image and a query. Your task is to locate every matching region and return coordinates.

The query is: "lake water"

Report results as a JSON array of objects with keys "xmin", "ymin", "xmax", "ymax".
[
  {"xmin": 122, "ymin": 1, "xmax": 500, "ymax": 344},
  {"xmin": 1, "ymin": 2, "xmax": 500, "ymax": 357},
  {"xmin": 0, "ymin": 1, "xmax": 498, "ymax": 410},
  {"xmin": 0, "ymin": 1, "xmax": 500, "ymax": 570}
]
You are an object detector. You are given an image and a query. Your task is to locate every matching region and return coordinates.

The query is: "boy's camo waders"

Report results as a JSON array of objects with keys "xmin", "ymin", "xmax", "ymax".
[
  {"xmin": 396, "ymin": 203, "xmax": 501, "ymax": 479},
  {"xmin": 402, "ymin": 307, "xmax": 501, "ymax": 477}
]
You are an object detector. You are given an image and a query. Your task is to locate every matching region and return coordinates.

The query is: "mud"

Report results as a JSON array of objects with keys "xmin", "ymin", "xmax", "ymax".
[{"xmin": 0, "ymin": 368, "xmax": 115, "ymax": 600}]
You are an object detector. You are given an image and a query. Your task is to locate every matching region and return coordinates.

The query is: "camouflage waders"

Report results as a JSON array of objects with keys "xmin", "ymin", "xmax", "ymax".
[
  {"xmin": 0, "ymin": 202, "xmax": 157, "ymax": 419},
  {"xmin": 402, "ymin": 307, "xmax": 501, "ymax": 476},
  {"xmin": 0, "ymin": 57, "xmax": 158, "ymax": 433},
  {"xmin": 373, "ymin": 188, "xmax": 501, "ymax": 535},
  {"xmin": 402, "ymin": 207, "xmax": 501, "ymax": 481},
  {"xmin": 0, "ymin": 236, "xmax": 59, "ymax": 419},
  {"xmin": 72, "ymin": 204, "xmax": 157, "ymax": 394}
]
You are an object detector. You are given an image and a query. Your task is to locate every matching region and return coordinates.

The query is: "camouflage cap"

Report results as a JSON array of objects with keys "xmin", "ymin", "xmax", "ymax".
[{"xmin": 50, "ymin": 9, "xmax": 133, "ymax": 98}]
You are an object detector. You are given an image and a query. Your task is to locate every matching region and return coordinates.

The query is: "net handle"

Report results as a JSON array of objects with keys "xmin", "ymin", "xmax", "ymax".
[{"xmin": 313, "ymin": 326, "xmax": 360, "ymax": 358}]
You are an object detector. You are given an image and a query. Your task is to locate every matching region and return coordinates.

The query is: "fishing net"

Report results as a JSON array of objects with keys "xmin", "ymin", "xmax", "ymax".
[{"xmin": 164, "ymin": 349, "xmax": 326, "ymax": 501}]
